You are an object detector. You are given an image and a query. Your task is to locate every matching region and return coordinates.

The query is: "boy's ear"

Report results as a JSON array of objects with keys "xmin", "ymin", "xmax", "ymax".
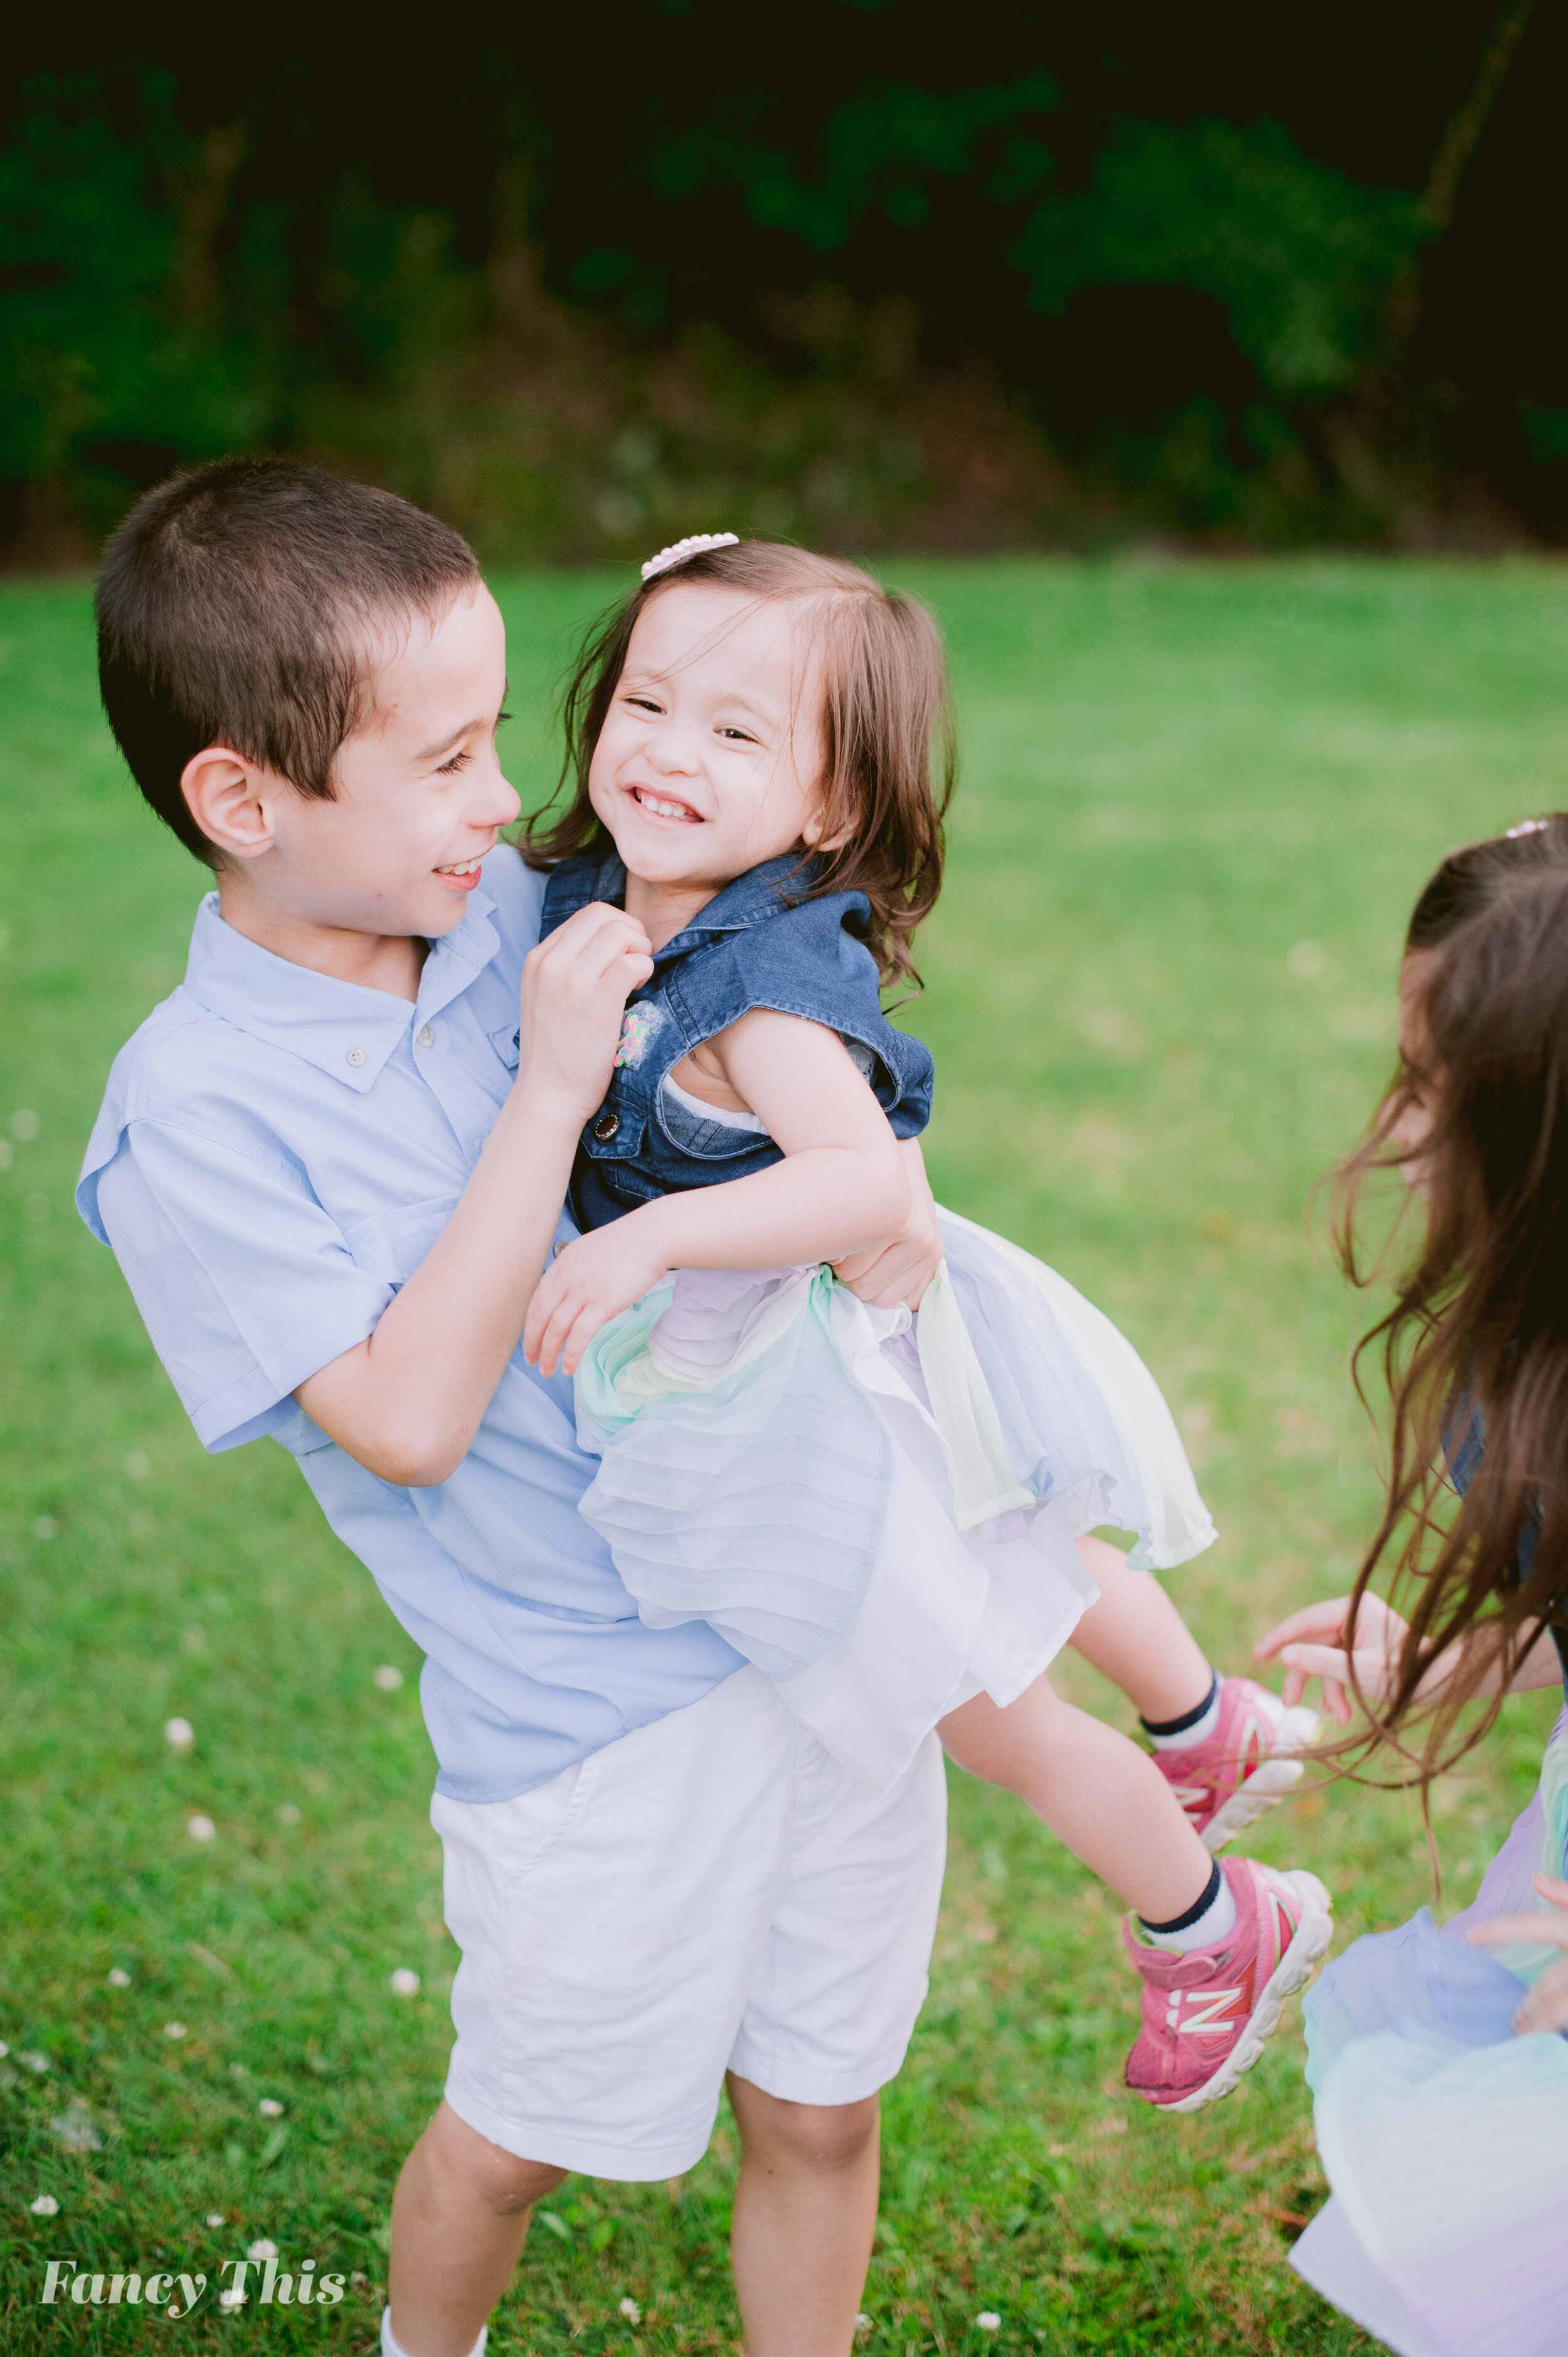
[{"xmin": 181, "ymin": 746, "xmax": 277, "ymax": 861}]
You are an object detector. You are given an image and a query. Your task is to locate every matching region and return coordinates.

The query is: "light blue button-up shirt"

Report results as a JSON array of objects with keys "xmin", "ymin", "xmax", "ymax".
[{"xmin": 77, "ymin": 846, "xmax": 741, "ymax": 1801}]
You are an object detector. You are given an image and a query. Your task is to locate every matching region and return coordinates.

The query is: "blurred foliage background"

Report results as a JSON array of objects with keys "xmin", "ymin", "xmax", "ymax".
[{"xmin": 3, "ymin": 0, "xmax": 1564, "ymax": 568}]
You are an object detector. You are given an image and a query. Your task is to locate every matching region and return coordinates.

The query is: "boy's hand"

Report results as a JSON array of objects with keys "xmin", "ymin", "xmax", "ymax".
[
  {"xmin": 1253, "ymin": 1594, "xmax": 1411, "ymax": 1725},
  {"xmin": 523, "ymin": 1213, "xmax": 675, "ymax": 1378},
  {"xmin": 1469, "ymin": 1873, "xmax": 1568, "ymax": 2034},
  {"xmin": 832, "ymin": 1137, "xmax": 942, "ymax": 1308},
  {"xmin": 517, "ymin": 902, "xmax": 654, "ymax": 1127}
]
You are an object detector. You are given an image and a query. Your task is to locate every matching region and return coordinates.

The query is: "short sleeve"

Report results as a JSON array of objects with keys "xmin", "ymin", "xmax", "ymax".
[
  {"xmin": 93, "ymin": 1119, "xmax": 395, "ymax": 1454},
  {"xmin": 662, "ymin": 894, "xmax": 935, "ymax": 1138}
]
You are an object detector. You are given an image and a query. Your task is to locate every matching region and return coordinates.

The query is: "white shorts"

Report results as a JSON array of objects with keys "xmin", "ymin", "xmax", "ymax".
[{"xmin": 432, "ymin": 1665, "xmax": 947, "ymax": 2180}]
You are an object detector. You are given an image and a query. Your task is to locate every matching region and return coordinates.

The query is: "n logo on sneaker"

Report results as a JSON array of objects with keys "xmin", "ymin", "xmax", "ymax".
[{"xmin": 1165, "ymin": 1987, "xmax": 1242, "ymax": 2035}]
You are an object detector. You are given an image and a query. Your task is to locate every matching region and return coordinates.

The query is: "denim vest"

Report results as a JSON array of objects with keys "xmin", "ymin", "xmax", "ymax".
[{"xmin": 538, "ymin": 849, "xmax": 935, "ymax": 1232}]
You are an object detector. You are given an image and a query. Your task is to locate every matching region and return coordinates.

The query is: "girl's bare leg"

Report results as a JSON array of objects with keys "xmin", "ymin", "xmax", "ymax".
[
  {"xmin": 1067, "ymin": 1534, "xmax": 1213, "ymax": 1725},
  {"xmin": 939, "ymin": 1677, "xmax": 1213, "ymax": 1923}
]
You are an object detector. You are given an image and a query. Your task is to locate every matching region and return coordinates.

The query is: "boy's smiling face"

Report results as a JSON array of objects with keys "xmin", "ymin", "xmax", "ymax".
[{"xmin": 185, "ymin": 584, "xmax": 519, "ymax": 990}]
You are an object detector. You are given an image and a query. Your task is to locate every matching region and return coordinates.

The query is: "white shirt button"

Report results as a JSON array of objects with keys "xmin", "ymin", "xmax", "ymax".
[
  {"xmin": 416, "ymin": 1025, "xmax": 435, "ymax": 1048},
  {"xmin": 346, "ymin": 1048, "xmax": 367, "ymax": 1068}
]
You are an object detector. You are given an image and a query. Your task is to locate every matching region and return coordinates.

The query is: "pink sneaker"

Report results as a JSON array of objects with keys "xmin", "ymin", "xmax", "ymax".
[
  {"xmin": 1123, "ymin": 1855, "xmax": 1332, "ymax": 2112},
  {"xmin": 1152, "ymin": 1676, "xmax": 1319, "ymax": 1852}
]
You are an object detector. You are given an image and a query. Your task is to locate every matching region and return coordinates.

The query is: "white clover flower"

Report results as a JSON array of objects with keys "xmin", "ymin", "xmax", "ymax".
[
  {"xmin": 619, "ymin": 2296, "xmax": 642, "ymax": 2322},
  {"xmin": 206, "ymin": 2213, "xmax": 226, "ymax": 2227},
  {"xmin": 219, "ymin": 2287, "xmax": 247, "ymax": 2309},
  {"xmin": 33, "ymin": 1515, "xmax": 58, "ymax": 1540},
  {"xmin": 164, "ymin": 2021, "xmax": 188, "ymax": 2040},
  {"xmin": 275, "ymin": 1804, "xmax": 301, "ymax": 1826},
  {"xmin": 10, "ymin": 1109, "xmax": 41, "ymax": 1141},
  {"xmin": 389, "ymin": 1968, "xmax": 420, "ymax": 1998},
  {"xmin": 0, "ymin": 2041, "xmax": 7, "ymax": 2056},
  {"xmin": 22, "ymin": 2053, "xmax": 49, "ymax": 2073},
  {"xmin": 124, "ymin": 1450, "xmax": 152, "ymax": 1479},
  {"xmin": 188, "ymin": 1815, "xmax": 216, "ymax": 1842},
  {"xmin": 977, "ymin": 2316, "xmax": 1001, "ymax": 2334},
  {"xmin": 164, "ymin": 1717, "xmax": 194, "ymax": 1751},
  {"xmin": 247, "ymin": 2237, "xmax": 277, "ymax": 2261},
  {"xmin": 855, "ymin": 2318, "xmax": 871, "ymax": 2334},
  {"xmin": 29, "ymin": 2194, "xmax": 59, "ymax": 2216},
  {"xmin": 373, "ymin": 1665, "xmax": 404, "ymax": 1691},
  {"xmin": 107, "ymin": 1967, "xmax": 131, "ymax": 1988},
  {"xmin": 258, "ymin": 2099, "xmax": 284, "ymax": 2118}
]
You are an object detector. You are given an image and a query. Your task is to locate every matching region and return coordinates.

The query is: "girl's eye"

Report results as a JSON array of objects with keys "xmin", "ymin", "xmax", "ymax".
[
  {"xmin": 436, "ymin": 748, "xmax": 472, "ymax": 776},
  {"xmin": 626, "ymin": 695, "xmax": 663, "ymax": 715},
  {"xmin": 718, "ymin": 726, "xmax": 756, "ymax": 743}
]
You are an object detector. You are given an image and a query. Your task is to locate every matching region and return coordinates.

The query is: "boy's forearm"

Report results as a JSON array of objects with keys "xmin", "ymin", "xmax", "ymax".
[
  {"xmin": 637, "ymin": 1146, "xmax": 911, "ymax": 1273},
  {"xmin": 295, "ymin": 1078, "xmax": 582, "ymax": 1483}
]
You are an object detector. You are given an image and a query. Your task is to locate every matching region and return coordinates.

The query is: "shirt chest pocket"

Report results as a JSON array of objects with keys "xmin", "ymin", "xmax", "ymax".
[
  {"xmin": 487, "ymin": 1022, "xmax": 521, "ymax": 1077},
  {"xmin": 339, "ymin": 1194, "xmax": 462, "ymax": 1287}
]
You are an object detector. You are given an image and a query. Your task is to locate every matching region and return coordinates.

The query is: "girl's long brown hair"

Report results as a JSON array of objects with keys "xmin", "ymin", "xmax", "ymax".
[
  {"xmin": 1335, "ymin": 816, "xmax": 1568, "ymax": 1782},
  {"xmin": 523, "ymin": 541, "xmax": 954, "ymax": 987}
]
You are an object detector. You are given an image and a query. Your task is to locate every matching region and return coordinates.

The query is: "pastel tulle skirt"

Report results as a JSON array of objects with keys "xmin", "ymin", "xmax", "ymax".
[
  {"xmin": 573, "ymin": 1206, "xmax": 1215, "ymax": 1788},
  {"xmin": 1291, "ymin": 1711, "xmax": 1568, "ymax": 2357}
]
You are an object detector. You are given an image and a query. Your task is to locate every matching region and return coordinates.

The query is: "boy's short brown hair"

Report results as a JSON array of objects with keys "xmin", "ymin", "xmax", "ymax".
[{"xmin": 96, "ymin": 459, "xmax": 482, "ymax": 864}]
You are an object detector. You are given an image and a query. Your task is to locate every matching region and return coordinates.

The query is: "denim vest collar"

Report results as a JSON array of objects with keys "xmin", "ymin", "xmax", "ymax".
[{"xmin": 548, "ymin": 848, "xmax": 829, "ymax": 967}]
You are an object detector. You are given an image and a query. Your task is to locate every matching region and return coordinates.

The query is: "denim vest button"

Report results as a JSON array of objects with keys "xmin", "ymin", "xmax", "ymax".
[{"xmin": 592, "ymin": 1109, "xmax": 621, "ymax": 1142}]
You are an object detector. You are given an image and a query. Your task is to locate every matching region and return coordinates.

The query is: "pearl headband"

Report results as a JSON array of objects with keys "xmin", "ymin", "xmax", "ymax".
[{"xmin": 641, "ymin": 533, "xmax": 739, "ymax": 581}]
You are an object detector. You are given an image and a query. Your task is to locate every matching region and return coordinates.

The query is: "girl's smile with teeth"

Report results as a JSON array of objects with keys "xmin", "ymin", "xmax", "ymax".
[{"xmin": 632, "ymin": 787, "xmax": 703, "ymax": 824}]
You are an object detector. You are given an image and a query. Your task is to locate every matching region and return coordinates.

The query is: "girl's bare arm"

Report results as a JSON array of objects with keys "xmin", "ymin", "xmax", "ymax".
[{"xmin": 524, "ymin": 1006, "xmax": 913, "ymax": 1376}]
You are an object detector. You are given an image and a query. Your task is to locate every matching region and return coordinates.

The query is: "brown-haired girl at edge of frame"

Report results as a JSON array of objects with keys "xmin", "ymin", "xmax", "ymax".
[
  {"xmin": 519, "ymin": 533, "xmax": 1332, "ymax": 2117},
  {"xmin": 1255, "ymin": 816, "xmax": 1568, "ymax": 2357}
]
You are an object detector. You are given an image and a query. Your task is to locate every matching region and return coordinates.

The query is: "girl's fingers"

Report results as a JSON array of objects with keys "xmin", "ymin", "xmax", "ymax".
[
  {"xmin": 1533, "ymin": 1871, "xmax": 1568, "ymax": 1905},
  {"xmin": 1513, "ymin": 1961, "xmax": 1568, "ymax": 2034},
  {"xmin": 1470, "ymin": 1913, "xmax": 1568, "ymax": 1953},
  {"xmin": 1254, "ymin": 1602, "xmax": 1352, "ymax": 1659}
]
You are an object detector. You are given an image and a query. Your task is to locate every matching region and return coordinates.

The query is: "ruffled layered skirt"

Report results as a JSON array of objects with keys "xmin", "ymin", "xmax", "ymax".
[
  {"xmin": 573, "ymin": 1208, "xmax": 1214, "ymax": 1788},
  {"xmin": 1291, "ymin": 1711, "xmax": 1568, "ymax": 2357}
]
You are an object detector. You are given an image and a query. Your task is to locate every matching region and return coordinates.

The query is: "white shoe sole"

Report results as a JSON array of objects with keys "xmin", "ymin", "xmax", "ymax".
[
  {"xmin": 1161, "ymin": 1870, "xmax": 1334, "ymax": 2116},
  {"xmin": 1200, "ymin": 1705, "xmax": 1322, "ymax": 1853}
]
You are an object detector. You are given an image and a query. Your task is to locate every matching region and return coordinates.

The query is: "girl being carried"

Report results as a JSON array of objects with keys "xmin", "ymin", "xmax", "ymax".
[{"xmin": 524, "ymin": 536, "xmax": 1332, "ymax": 2110}]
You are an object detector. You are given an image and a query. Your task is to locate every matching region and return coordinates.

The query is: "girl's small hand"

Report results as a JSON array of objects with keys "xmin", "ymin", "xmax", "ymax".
[
  {"xmin": 1253, "ymin": 1594, "xmax": 1411, "ymax": 1725},
  {"xmin": 1468, "ymin": 1872, "xmax": 1568, "ymax": 2034},
  {"xmin": 832, "ymin": 1138, "xmax": 943, "ymax": 1309},
  {"xmin": 523, "ymin": 1215, "xmax": 674, "ymax": 1378},
  {"xmin": 516, "ymin": 902, "xmax": 654, "ymax": 1127}
]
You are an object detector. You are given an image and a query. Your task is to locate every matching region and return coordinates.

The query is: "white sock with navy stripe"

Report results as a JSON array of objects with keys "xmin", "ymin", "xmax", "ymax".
[
  {"xmin": 383, "ymin": 2310, "xmax": 487, "ymax": 2357},
  {"xmin": 1137, "ymin": 1858, "xmax": 1238, "ymax": 1953}
]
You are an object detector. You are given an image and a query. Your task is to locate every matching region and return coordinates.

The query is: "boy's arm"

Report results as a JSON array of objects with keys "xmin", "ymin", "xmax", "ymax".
[
  {"xmin": 524, "ymin": 1008, "xmax": 913, "ymax": 1377},
  {"xmin": 294, "ymin": 903, "xmax": 651, "ymax": 1486}
]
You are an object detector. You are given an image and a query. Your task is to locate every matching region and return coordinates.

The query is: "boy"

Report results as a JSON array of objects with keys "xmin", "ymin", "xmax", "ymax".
[{"xmin": 78, "ymin": 459, "xmax": 948, "ymax": 2357}]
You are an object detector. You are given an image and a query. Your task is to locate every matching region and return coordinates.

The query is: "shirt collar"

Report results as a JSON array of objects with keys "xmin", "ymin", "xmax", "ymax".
[{"xmin": 181, "ymin": 887, "xmax": 502, "ymax": 1092}]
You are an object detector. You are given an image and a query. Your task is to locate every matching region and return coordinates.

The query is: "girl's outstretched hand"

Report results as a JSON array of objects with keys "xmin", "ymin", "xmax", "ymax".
[
  {"xmin": 1468, "ymin": 1873, "xmax": 1568, "ymax": 2034},
  {"xmin": 523, "ymin": 1215, "xmax": 674, "ymax": 1379},
  {"xmin": 1253, "ymin": 1595, "xmax": 1411, "ymax": 1726}
]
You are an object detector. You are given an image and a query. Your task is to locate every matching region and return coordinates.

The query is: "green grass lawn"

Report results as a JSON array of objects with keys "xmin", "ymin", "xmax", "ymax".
[{"xmin": 4, "ymin": 557, "xmax": 1568, "ymax": 2353}]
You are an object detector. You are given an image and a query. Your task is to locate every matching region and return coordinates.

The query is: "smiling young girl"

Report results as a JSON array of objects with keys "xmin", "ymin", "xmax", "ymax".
[
  {"xmin": 1255, "ymin": 819, "xmax": 1568, "ymax": 2357},
  {"xmin": 522, "ymin": 535, "xmax": 1330, "ymax": 2110}
]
